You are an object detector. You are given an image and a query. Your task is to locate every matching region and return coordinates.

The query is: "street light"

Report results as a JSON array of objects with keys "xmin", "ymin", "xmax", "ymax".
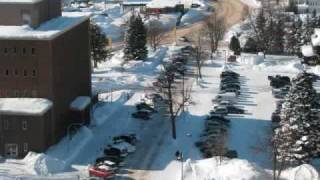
[{"xmin": 175, "ymin": 151, "xmax": 184, "ymax": 180}]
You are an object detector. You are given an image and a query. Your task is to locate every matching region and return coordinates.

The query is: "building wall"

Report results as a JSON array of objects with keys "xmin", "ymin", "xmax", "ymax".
[
  {"xmin": 0, "ymin": 0, "xmax": 61, "ymax": 27},
  {"xmin": 50, "ymin": 19, "xmax": 91, "ymax": 141},
  {"xmin": 0, "ymin": 19, "xmax": 91, "ymax": 155},
  {"xmin": 0, "ymin": 111, "xmax": 52, "ymax": 158}
]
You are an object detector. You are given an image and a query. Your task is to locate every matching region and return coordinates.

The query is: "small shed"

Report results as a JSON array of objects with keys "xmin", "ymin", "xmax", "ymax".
[{"xmin": 70, "ymin": 96, "xmax": 91, "ymax": 125}]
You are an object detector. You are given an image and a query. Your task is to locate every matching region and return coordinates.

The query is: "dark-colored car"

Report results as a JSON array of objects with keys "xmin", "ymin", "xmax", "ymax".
[
  {"xmin": 271, "ymin": 112, "xmax": 281, "ymax": 123},
  {"xmin": 132, "ymin": 111, "xmax": 151, "ymax": 120},
  {"xmin": 226, "ymin": 106, "xmax": 245, "ymax": 114}
]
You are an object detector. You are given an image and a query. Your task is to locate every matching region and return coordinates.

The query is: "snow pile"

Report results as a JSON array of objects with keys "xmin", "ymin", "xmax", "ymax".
[
  {"xmin": 301, "ymin": 45, "xmax": 315, "ymax": 57},
  {"xmin": 240, "ymin": 0, "xmax": 261, "ymax": 8},
  {"xmin": 183, "ymin": 158, "xmax": 270, "ymax": 180},
  {"xmin": 182, "ymin": 158, "xmax": 319, "ymax": 180},
  {"xmin": 311, "ymin": 28, "xmax": 320, "ymax": 46},
  {"xmin": 22, "ymin": 152, "xmax": 67, "ymax": 176},
  {"xmin": 238, "ymin": 53, "xmax": 264, "ymax": 65}
]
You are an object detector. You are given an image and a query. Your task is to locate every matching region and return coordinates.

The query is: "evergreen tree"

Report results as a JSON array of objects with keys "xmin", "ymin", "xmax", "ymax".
[
  {"xmin": 273, "ymin": 72, "xmax": 320, "ymax": 164},
  {"xmin": 229, "ymin": 36, "xmax": 241, "ymax": 55},
  {"xmin": 243, "ymin": 38, "xmax": 258, "ymax": 53},
  {"xmin": 270, "ymin": 20, "xmax": 285, "ymax": 54},
  {"xmin": 255, "ymin": 9, "xmax": 267, "ymax": 51},
  {"xmin": 90, "ymin": 22, "xmax": 110, "ymax": 68},
  {"xmin": 124, "ymin": 14, "xmax": 148, "ymax": 61}
]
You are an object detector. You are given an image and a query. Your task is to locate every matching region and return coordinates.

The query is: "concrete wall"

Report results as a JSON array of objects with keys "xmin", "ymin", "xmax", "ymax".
[
  {"xmin": 0, "ymin": 111, "xmax": 52, "ymax": 158},
  {"xmin": 0, "ymin": 0, "xmax": 61, "ymax": 27}
]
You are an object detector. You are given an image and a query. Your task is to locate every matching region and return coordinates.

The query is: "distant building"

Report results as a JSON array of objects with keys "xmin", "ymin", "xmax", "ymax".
[
  {"xmin": 295, "ymin": 0, "xmax": 320, "ymax": 14},
  {"xmin": 0, "ymin": 0, "xmax": 91, "ymax": 158},
  {"xmin": 301, "ymin": 29, "xmax": 320, "ymax": 65}
]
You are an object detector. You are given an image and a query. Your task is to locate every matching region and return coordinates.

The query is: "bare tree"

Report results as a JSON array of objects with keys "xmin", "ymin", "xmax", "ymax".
[
  {"xmin": 204, "ymin": 12, "xmax": 226, "ymax": 57},
  {"xmin": 147, "ymin": 19, "xmax": 165, "ymax": 51},
  {"xmin": 156, "ymin": 62, "xmax": 192, "ymax": 139},
  {"xmin": 192, "ymin": 29, "xmax": 207, "ymax": 80}
]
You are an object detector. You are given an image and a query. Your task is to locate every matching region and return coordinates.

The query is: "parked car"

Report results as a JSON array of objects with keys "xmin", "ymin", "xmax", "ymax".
[
  {"xmin": 227, "ymin": 55, "xmax": 237, "ymax": 62},
  {"xmin": 212, "ymin": 93, "xmax": 237, "ymax": 104},
  {"xmin": 132, "ymin": 111, "xmax": 151, "ymax": 120},
  {"xmin": 220, "ymin": 88, "xmax": 240, "ymax": 96},
  {"xmin": 113, "ymin": 134, "xmax": 138, "ymax": 145},
  {"xmin": 226, "ymin": 106, "xmax": 245, "ymax": 114},
  {"xmin": 211, "ymin": 106, "xmax": 228, "ymax": 116},
  {"xmin": 89, "ymin": 166, "xmax": 114, "ymax": 179},
  {"xmin": 271, "ymin": 112, "xmax": 281, "ymax": 123}
]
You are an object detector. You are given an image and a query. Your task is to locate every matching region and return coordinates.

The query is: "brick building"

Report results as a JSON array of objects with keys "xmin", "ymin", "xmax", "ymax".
[{"xmin": 0, "ymin": 0, "xmax": 91, "ymax": 158}]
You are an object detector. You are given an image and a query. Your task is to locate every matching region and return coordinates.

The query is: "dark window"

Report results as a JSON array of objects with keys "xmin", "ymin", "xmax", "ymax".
[
  {"xmin": 22, "ymin": 48, "xmax": 26, "ymax": 55},
  {"xmin": 4, "ymin": 120, "xmax": 8, "ymax": 130},
  {"xmin": 5, "ymin": 69, "xmax": 9, "ymax": 76},
  {"xmin": 31, "ymin": 48, "xmax": 35, "ymax": 55},
  {"xmin": 23, "ymin": 143, "xmax": 28, "ymax": 152},
  {"xmin": 4, "ymin": 48, "xmax": 8, "ymax": 55},
  {"xmin": 22, "ymin": 121, "xmax": 27, "ymax": 130},
  {"xmin": 13, "ymin": 47, "xmax": 17, "ymax": 54},
  {"xmin": 14, "ymin": 69, "xmax": 18, "ymax": 76},
  {"xmin": 32, "ymin": 70, "xmax": 36, "ymax": 77},
  {"xmin": 23, "ymin": 69, "xmax": 27, "ymax": 76}
]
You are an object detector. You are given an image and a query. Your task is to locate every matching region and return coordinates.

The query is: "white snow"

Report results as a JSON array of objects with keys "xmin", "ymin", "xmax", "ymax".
[
  {"xmin": 0, "ymin": 0, "xmax": 41, "ymax": 3},
  {"xmin": 311, "ymin": 28, "xmax": 320, "ymax": 47},
  {"xmin": 240, "ymin": 0, "xmax": 261, "ymax": 8},
  {"xmin": 301, "ymin": 45, "xmax": 315, "ymax": 57},
  {"xmin": 0, "ymin": 98, "xmax": 52, "ymax": 116},
  {"xmin": 69, "ymin": 96, "xmax": 91, "ymax": 111},
  {"xmin": 239, "ymin": 53, "xmax": 264, "ymax": 65},
  {"xmin": 0, "ymin": 12, "xmax": 89, "ymax": 40}
]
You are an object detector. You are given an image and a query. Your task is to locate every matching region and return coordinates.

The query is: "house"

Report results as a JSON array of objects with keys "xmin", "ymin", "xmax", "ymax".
[
  {"xmin": 0, "ymin": 0, "xmax": 91, "ymax": 158},
  {"xmin": 294, "ymin": 0, "xmax": 320, "ymax": 14},
  {"xmin": 121, "ymin": 0, "xmax": 151, "ymax": 13},
  {"xmin": 146, "ymin": 0, "xmax": 185, "ymax": 14}
]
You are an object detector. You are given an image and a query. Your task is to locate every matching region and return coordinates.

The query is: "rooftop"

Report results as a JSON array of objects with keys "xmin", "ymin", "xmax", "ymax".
[
  {"xmin": 0, "ymin": 0, "xmax": 43, "ymax": 4},
  {"xmin": 0, "ymin": 98, "xmax": 53, "ymax": 116},
  {"xmin": 0, "ymin": 12, "xmax": 90, "ymax": 40}
]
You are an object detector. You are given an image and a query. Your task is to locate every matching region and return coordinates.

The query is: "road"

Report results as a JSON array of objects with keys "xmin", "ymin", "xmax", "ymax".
[
  {"xmin": 112, "ymin": 0, "xmax": 248, "ymax": 50},
  {"xmin": 114, "ymin": 1, "xmax": 248, "ymax": 179}
]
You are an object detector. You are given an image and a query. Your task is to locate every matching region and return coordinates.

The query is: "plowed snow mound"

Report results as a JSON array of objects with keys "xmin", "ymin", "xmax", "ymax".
[{"xmin": 23, "ymin": 152, "xmax": 67, "ymax": 176}]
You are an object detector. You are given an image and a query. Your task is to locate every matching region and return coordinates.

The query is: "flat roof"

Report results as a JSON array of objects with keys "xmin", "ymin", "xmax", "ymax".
[
  {"xmin": 70, "ymin": 96, "xmax": 91, "ymax": 111},
  {"xmin": 0, "ymin": 12, "xmax": 90, "ymax": 40},
  {"xmin": 0, "ymin": 0, "xmax": 43, "ymax": 4},
  {"xmin": 0, "ymin": 98, "xmax": 53, "ymax": 116}
]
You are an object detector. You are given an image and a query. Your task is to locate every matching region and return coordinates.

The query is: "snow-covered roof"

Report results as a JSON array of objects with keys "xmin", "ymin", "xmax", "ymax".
[
  {"xmin": 0, "ymin": 0, "xmax": 42, "ymax": 4},
  {"xmin": 0, "ymin": 12, "xmax": 90, "ymax": 40},
  {"xmin": 70, "ymin": 96, "xmax": 91, "ymax": 111},
  {"xmin": 0, "ymin": 98, "xmax": 53, "ymax": 116},
  {"xmin": 301, "ymin": 45, "xmax": 315, "ymax": 57},
  {"xmin": 122, "ymin": 0, "xmax": 151, "ymax": 5},
  {"xmin": 147, "ymin": 0, "xmax": 181, "ymax": 8},
  {"xmin": 311, "ymin": 28, "xmax": 320, "ymax": 47}
]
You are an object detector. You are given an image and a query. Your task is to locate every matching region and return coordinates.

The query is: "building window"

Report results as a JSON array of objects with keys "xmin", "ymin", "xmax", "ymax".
[
  {"xmin": 4, "ymin": 48, "xmax": 8, "ymax": 55},
  {"xmin": 23, "ymin": 143, "xmax": 28, "ymax": 152},
  {"xmin": 13, "ymin": 47, "xmax": 17, "ymax": 55},
  {"xmin": 23, "ymin": 69, "xmax": 27, "ymax": 76},
  {"xmin": 4, "ymin": 120, "xmax": 8, "ymax": 130},
  {"xmin": 5, "ymin": 69, "xmax": 9, "ymax": 76},
  {"xmin": 31, "ymin": 48, "xmax": 35, "ymax": 55},
  {"xmin": 22, "ymin": 48, "xmax": 26, "ymax": 55},
  {"xmin": 22, "ymin": 120, "xmax": 27, "ymax": 130},
  {"xmin": 14, "ymin": 69, "xmax": 19, "ymax": 76},
  {"xmin": 32, "ymin": 70, "xmax": 36, "ymax": 77}
]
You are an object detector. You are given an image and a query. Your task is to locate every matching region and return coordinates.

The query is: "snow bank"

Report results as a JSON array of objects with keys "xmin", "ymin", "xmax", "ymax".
[
  {"xmin": 183, "ymin": 158, "xmax": 270, "ymax": 180},
  {"xmin": 182, "ymin": 158, "xmax": 319, "ymax": 180},
  {"xmin": 22, "ymin": 152, "xmax": 67, "ymax": 176},
  {"xmin": 239, "ymin": 53, "xmax": 264, "ymax": 65},
  {"xmin": 301, "ymin": 45, "xmax": 315, "ymax": 57}
]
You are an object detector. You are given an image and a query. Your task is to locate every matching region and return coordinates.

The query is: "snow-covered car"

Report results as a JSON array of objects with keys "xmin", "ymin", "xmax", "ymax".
[
  {"xmin": 104, "ymin": 147, "xmax": 128, "ymax": 158},
  {"xmin": 113, "ymin": 134, "xmax": 138, "ymax": 145},
  {"xmin": 211, "ymin": 106, "xmax": 228, "ymax": 116},
  {"xmin": 110, "ymin": 142, "xmax": 136, "ymax": 153}
]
